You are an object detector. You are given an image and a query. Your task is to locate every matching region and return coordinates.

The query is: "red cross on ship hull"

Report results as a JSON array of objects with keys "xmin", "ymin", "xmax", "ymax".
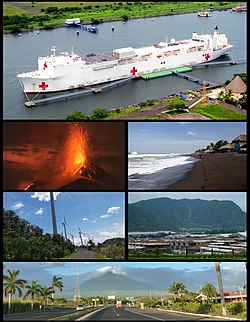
[{"xmin": 39, "ymin": 82, "xmax": 49, "ymax": 91}]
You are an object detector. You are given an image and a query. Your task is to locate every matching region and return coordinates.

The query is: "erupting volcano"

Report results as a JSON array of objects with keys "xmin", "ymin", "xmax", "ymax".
[{"xmin": 58, "ymin": 123, "xmax": 90, "ymax": 177}]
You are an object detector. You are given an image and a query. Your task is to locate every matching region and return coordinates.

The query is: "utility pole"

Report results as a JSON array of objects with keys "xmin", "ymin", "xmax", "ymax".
[
  {"xmin": 215, "ymin": 262, "xmax": 227, "ymax": 316},
  {"xmin": 50, "ymin": 192, "xmax": 58, "ymax": 236},
  {"xmin": 74, "ymin": 266, "xmax": 81, "ymax": 305}
]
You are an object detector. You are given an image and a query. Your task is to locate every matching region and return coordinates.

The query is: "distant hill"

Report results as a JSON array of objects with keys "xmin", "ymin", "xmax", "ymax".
[
  {"xmin": 80, "ymin": 271, "xmax": 164, "ymax": 296},
  {"xmin": 101, "ymin": 238, "xmax": 125, "ymax": 246},
  {"xmin": 128, "ymin": 198, "xmax": 246, "ymax": 232}
]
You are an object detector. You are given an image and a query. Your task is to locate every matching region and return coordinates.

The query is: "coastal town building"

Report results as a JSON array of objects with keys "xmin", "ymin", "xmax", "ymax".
[
  {"xmin": 128, "ymin": 233, "xmax": 246, "ymax": 255},
  {"xmin": 225, "ymin": 75, "xmax": 247, "ymax": 99}
]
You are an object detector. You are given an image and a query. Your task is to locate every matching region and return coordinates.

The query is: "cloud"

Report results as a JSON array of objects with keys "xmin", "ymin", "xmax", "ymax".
[
  {"xmin": 31, "ymin": 192, "xmax": 61, "ymax": 201},
  {"xmin": 11, "ymin": 202, "xmax": 24, "ymax": 210},
  {"xmin": 96, "ymin": 266, "xmax": 126, "ymax": 275},
  {"xmin": 92, "ymin": 220, "xmax": 97, "ymax": 223},
  {"xmin": 82, "ymin": 218, "xmax": 88, "ymax": 221},
  {"xmin": 187, "ymin": 131, "xmax": 195, "ymax": 136},
  {"xmin": 100, "ymin": 214, "xmax": 110, "ymax": 219},
  {"xmin": 107, "ymin": 206, "xmax": 120, "ymax": 214},
  {"xmin": 36, "ymin": 208, "xmax": 44, "ymax": 215}
]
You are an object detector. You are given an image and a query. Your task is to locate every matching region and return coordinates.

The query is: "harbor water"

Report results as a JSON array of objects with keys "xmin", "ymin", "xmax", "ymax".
[{"xmin": 3, "ymin": 10, "xmax": 246, "ymax": 120}]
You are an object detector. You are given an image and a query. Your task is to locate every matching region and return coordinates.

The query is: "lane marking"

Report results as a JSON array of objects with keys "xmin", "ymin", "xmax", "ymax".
[{"xmin": 125, "ymin": 308, "xmax": 165, "ymax": 321}]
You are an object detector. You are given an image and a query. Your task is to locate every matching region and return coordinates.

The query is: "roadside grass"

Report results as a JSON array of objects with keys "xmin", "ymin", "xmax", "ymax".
[{"xmin": 194, "ymin": 104, "xmax": 247, "ymax": 120}]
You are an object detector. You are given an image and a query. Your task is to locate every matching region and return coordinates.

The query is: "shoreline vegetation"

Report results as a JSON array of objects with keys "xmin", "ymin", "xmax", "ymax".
[{"xmin": 3, "ymin": 2, "xmax": 242, "ymax": 33}]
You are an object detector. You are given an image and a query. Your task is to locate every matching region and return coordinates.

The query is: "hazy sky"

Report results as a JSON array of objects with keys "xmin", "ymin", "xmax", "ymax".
[
  {"xmin": 128, "ymin": 192, "xmax": 247, "ymax": 212},
  {"xmin": 128, "ymin": 122, "xmax": 246, "ymax": 153},
  {"xmin": 3, "ymin": 192, "xmax": 125, "ymax": 244}
]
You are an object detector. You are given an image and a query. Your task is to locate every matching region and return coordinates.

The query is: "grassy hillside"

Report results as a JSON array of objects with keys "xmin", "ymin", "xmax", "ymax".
[{"xmin": 3, "ymin": 2, "xmax": 240, "ymax": 32}]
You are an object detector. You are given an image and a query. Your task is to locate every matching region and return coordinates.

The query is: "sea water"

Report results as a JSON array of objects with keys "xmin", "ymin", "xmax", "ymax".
[{"xmin": 128, "ymin": 153, "xmax": 198, "ymax": 190}]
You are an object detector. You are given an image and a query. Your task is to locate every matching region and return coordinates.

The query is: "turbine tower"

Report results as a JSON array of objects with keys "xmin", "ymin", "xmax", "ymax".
[{"xmin": 50, "ymin": 192, "xmax": 58, "ymax": 236}]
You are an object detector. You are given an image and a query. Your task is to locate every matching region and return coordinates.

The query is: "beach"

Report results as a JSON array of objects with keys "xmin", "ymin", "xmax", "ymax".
[{"xmin": 168, "ymin": 153, "xmax": 246, "ymax": 190}]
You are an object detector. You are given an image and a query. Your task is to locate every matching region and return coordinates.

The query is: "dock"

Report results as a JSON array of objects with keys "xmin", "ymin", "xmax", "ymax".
[
  {"xmin": 192, "ymin": 58, "xmax": 246, "ymax": 68},
  {"xmin": 74, "ymin": 24, "xmax": 99, "ymax": 33},
  {"xmin": 172, "ymin": 71, "xmax": 216, "ymax": 86},
  {"xmin": 141, "ymin": 66, "xmax": 192, "ymax": 80},
  {"xmin": 24, "ymin": 77, "xmax": 134, "ymax": 107}
]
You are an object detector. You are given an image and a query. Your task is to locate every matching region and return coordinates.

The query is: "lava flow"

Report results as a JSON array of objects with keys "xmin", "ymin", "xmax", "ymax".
[{"xmin": 58, "ymin": 123, "xmax": 90, "ymax": 177}]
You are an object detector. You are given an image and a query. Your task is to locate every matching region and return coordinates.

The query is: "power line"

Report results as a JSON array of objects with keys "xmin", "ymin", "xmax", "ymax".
[{"xmin": 4, "ymin": 192, "xmax": 50, "ymax": 229}]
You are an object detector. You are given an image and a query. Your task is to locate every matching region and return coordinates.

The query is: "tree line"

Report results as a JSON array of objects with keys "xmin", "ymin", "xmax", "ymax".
[
  {"xmin": 3, "ymin": 209, "xmax": 75, "ymax": 260},
  {"xmin": 3, "ymin": 268, "xmax": 63, "ymax": 314}
]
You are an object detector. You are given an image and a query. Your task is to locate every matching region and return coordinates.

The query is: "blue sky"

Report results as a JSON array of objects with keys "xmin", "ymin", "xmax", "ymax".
[
  {"xmin": 128, "ymin": 122, "xmax": 246, "ymax": 153},
  {"xmin": 129, "ymin": 192, "xmax": 247, "ymax": 212},
  {"xmin": 3, "ymin": 262, "xmax": 246, "ymax": 294},
  {"xmin": 3, "ymin": 192, "xmax": 125, "ymax": 244}
]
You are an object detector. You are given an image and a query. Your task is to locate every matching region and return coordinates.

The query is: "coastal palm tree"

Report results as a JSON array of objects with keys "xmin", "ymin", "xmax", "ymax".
[
  {"xmin": 51, "ymin": 276, "xmax": 63, "ymax": 307},
  {"xmin": 168, "ymin": 281, "xmax": 186, "ymax": 300},
  {"xmin": 215, "ymin": 262, "xmax": 227, "ymax": 316},
  {"xmin": 3, "ymin": 269, "xmax": 27, "ymax": 313},
  {"xmin": 39, "ymin": 286, "xmax": 52, "ymax": 310},
  {"xmin": 23, "ymin": 280, "xmax": 42, "ymax": 310},
  {"xmin": 200, "ymin": 282, "xmax": 217, "ymax": 303}
]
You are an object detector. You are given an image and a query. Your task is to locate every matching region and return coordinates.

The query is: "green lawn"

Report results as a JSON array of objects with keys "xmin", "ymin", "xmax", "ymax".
[{"xmin": 195, "ymin": 104, "xmax": 247, "ymax": 120}]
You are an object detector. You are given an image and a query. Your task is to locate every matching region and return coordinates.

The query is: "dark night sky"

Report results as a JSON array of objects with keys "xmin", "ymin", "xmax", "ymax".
[{"xmin": 3, "ymin": 122, "xmax": 125, "ymax": 190}]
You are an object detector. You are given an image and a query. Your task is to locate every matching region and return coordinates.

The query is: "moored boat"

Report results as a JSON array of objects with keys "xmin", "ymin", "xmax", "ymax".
[{"xmin": 17, "ymin": 26, "xmax": 233, "ymax": 94}]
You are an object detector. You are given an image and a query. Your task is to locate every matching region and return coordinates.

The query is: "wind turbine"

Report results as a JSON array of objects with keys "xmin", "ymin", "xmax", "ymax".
[
  {"xmin": 69, "ymin": 233, "xmax": 75, "ymax": 245},
  {"xmin": 78, "ymin": 225, "xmax": 84, "ymax": 248}
]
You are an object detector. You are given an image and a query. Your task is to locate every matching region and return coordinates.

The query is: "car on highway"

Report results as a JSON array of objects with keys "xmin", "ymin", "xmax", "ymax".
[{"xmin": 76, "ymin": 304, "xmax": 85, "ymax": 311}]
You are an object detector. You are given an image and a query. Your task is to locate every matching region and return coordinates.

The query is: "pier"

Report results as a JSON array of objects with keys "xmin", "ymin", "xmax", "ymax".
[
  {"xmin": 172, "ymin": 71, "xmax": 216, "ymax": 87},
  {"xmin": 24, "ymin": 77, "xmax": 134, "ymax": 107}
]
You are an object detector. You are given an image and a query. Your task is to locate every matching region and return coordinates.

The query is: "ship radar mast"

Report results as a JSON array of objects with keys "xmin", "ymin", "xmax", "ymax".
[{"xmin": 51, "ymin": 46, "xmax": 56, "ymax": 57}]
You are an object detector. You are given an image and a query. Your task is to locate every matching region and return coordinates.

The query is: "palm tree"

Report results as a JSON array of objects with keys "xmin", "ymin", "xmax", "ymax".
[
  {"xmin": 215, "ymin": 262, "xmax": 227, "ymax": 316},
  {"xmin": 168, "ymin": 281, "xmax": 186, "ymax": 300},
  {"xmin": 51, "ymin": 276, "xmax": 63, "ymax": 307},
  {"xmin": 23, "ymin": 280, "xmax": 42, "ymax": 310},
  {"xmin": 39, "ymin": 286, "xmax": 52, "ymax": 310},
  {"xmin": 200, "ymin": 282, "xmax": 217, "ymax": 303},
  {"xmin": 3, "ymin": 269, "xmax": 27, "ymax": 313}
]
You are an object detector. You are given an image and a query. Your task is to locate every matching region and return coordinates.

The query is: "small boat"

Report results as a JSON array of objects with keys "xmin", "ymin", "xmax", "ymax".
[
  {"xmin": 198, "ymin": 11, "xmax": 212, "ymax": 17},
  {"xmin": 232, "ymin": 5, "xmax": 247, "ymax": 12}
]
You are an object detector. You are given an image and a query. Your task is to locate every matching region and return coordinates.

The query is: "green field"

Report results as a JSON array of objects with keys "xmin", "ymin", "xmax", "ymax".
[
  {"xmin": 3, "ymin": 2, "xmax": 241, "ymax": 32},
  {"xmin": 195, "ymin": 104, "xmax": 247, "ymax": 120}
]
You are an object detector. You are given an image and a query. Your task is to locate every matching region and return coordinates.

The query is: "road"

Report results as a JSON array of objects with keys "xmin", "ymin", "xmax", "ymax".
[
  {"xmin": 3, "ymin": 307, "xmax": 79, "ymax": 321},
  {"xmin": 79, "ymin": 306, "xmax": 227, "ymax": 321},
  {"xmin": 67, "ymin": 248, "xmax": 96, "ymax": 259}
]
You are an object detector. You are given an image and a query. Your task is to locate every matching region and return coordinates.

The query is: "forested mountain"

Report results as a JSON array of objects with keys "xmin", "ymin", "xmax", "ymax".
[{"xmin": 128, "ymin": 198, "xmax": 246, "ymax": 232}]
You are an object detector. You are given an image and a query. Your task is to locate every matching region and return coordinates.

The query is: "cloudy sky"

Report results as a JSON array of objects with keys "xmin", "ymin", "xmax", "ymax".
[
  {"xmin": 128, "ymin": 122, "xmax": 246, "ymax": 153},
  {"xmin": 3, "ymin": 262, "xmax": 246, "ymax": 295},
  {"xmin": 128, "ymin": 192, "xmax": 247, "ymax": 212},
  {"xmin": 3, "ymin": 192, "xmax": 125, "ymax": 244}
]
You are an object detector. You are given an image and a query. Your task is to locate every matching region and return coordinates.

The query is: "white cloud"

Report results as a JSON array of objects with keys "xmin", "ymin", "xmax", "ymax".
[
  {"xmin": 82, "ymin": 218, "xmax": 88, "ymax": 221},
  {"xmin": 36, "ymin": 208, "xmax": 44, "ymax": 215},
  {"xmin": 31, "ymin": 192, "xmax": 61, "ymax": 202},
  {"xmin": 12, "ymin": 202, "xmax": 24, "ymax": 210},
  {"xmin": 113, "ymin": 222, "xmax": 119, "ymax": 227},
  {"xmin": 96, "ymin": 266, "xmax": 126, "ymax": 275},
  {"xmin": 92, "ymin": 220, "xmax": 97, "ymax": 223},
  {"xmin": 187, "ymin": 131, "xmax": 195, "ymax": 136},
  {"xmin": 100, "ymin": 214, "xmax": 110, "ymax": 219},
  {"xmin": 107, "ymin": 206, "xmax": 120, "ymax": 214}
]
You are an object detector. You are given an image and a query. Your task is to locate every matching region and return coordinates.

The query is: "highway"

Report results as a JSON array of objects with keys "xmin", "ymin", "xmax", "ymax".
[
  {"xmin": 79, "ymin": 306, "xmax": 226, "ymax": 321},
  {"xmin": 3, "ymin": 307, "xmax": 82, "ymax": 321},
  {"xmin": 3, "ymin": 306, "xmax": 231, "ymax": 321}
]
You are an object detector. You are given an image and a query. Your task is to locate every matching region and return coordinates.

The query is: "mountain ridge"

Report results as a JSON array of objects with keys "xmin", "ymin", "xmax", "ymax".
[{"xmin": 128, "ymin": 197, "xmax": 246, "ymax": 232}]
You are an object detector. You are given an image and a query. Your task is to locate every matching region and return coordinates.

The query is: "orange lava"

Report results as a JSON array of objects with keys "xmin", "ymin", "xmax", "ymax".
[{"xmin": 59, "ymin": 123, "xmax": 90, "ymax": 176}]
